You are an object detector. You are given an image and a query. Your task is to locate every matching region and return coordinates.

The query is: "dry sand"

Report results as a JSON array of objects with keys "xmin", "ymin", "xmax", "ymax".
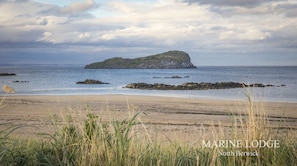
[{"xmin": 1, "ymin": 95, "xmax": 297, "ymax": 142}]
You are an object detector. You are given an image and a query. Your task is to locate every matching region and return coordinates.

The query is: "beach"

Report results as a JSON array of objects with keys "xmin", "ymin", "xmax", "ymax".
[{"xmin": 1, "ymin": 95, "xmax": 297, "ymax": 142}]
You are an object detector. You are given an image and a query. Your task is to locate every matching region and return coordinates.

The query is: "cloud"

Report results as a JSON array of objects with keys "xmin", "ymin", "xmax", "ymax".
[
  {"xmin": 0, "ymin": 0, "xmax": 294, "ymax": 47},
  {"xmin": 36, "ymin": 17, "xmax": 48, "ymax": 25},
  {"xmin": 0, "ymin": 0, "xmax": 28, "ymax": 2},
  {"xmin": 274, "ymin": 3, "xmax": 297, "ymax": 17},
  {"xmin": 219, "ymin": 29, "xmax": 272, "ymax": 41},
  {"xmin": 183, "ymin": 0, "xmax": 278, "ymax": 7},
  {"xmin": 0, "ymin": 0, "xmax": 96, "ymax": 44},
  {"xmin": 60, "ymin": 0, "xmax": 99, "ymax": 14},
  {"xmin": 36, "ymin": 32, "xmax": 54, "ymax": 43},
  {"xmin": 0, "ymin": 0, "xmax": 296, "ymax": 65}
]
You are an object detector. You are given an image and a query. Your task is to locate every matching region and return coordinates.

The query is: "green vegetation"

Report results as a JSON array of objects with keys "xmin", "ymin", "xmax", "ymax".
[
  {"xmin": 1, "ymin": 86, "xmax": 296, "ymax": 165},
  {"xmin": 85, "ymin": 50, "xmax": 196, "ymax": 69}
]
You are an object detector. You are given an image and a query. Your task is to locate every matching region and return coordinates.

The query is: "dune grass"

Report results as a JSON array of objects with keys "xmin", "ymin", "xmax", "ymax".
[{"xmin": 0, "ymin": 85, "xmax": 296, "ymax": 165}]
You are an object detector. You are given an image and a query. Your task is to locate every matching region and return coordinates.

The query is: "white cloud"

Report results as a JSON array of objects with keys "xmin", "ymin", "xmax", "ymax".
[
  {"xmin": 182, "ymin": 0, "xmax": 279, "ymax": 7},
  {"xmin": 95, "ymin": 0, "xmax": 217, "ymax": 46},
  {"xmin": 60, "ymin": 0, "xmax": 98, "ymax": 14},
  {"xmin": 36, "ymin": 31, "xmax": 55, "ymax": 43},
  {"xmin": 219, "ymin": 29, "xmax": 272, "ymax": 41}
]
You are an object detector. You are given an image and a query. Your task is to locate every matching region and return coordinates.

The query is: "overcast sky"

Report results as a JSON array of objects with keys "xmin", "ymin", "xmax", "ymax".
[{"xmin": 0, "ymin": 0, "xmax": 296, "ymax": 66}]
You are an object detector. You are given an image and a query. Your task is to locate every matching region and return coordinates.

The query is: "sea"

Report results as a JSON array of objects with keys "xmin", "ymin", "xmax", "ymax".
[{"xmin": 0, "ymin": 65, "xmax": 296, "ymax": 103}]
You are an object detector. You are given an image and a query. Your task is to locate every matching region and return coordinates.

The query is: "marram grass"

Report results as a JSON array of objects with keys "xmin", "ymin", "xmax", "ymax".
[{"xmin": 0, "ymin": 86, "xmax": 296, "ymax": 165}]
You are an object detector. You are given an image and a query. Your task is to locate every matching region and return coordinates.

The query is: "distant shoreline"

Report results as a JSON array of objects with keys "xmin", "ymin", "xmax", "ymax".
[{"xmin": 2, "ymin": 93, "xmax": 297, "ymax": 104}]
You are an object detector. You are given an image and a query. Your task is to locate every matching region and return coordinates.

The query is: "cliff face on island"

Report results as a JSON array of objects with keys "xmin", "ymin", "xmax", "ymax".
[{"xmin": 84, "ymin": 50, "xmax": 196, "ymax": 69}]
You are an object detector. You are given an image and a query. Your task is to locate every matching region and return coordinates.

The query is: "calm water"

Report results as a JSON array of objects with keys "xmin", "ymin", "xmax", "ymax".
[{"xmin": 0, "ymin": 65, "xmax": 296, "ymax": 102}]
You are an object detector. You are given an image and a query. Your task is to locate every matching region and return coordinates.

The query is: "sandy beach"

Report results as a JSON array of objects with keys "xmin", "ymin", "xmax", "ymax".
[{"xmin": 1, "ymin": 95, "xmax": 297, "ymax": 142}]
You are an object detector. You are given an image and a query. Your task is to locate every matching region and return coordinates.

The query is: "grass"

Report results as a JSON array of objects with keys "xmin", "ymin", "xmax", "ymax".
[{"xmin": 0, "ymin": 85, "xmax": 297, "ymax": 165}]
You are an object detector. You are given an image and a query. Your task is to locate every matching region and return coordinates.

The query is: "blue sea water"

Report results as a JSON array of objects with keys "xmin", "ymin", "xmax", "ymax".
[{"xmin": 0, "ymin": 65, "xmax": 296, "ymax": 102}]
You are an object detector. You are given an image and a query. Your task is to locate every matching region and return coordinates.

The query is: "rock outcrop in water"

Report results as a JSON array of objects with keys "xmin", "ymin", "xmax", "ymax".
[
  {"xmin": 76, "ymin": 79, "xmax": 109, "ymax": 84},
  {"xmin": 85, "ymin": 50, "xmax": 196, "ymax": 69},
  {"xmin": 13, "ymin": 80, "xmax": 29, "ymax": 83},
  {"xmin": 125, "ymin": 82, "xmax": 278, "ymax": 90},
  {"xmin": 0, "ymin": 73, "xmax": 16, "ymax": 76}
]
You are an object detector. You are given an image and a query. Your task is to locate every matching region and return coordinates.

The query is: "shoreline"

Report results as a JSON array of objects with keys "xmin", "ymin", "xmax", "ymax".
[
  {"xmin": 1, "ymin": 94, "xmax": 297, "ymax": 142},
  {"xmin": 3, "ymin": 93, "xmax": 297, "ymax": 104}
]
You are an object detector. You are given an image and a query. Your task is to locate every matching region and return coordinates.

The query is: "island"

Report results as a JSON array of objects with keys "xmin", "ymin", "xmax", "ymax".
[{"xmin": 84, "ymin": 50, "xmax": 196, "ymax": 69}]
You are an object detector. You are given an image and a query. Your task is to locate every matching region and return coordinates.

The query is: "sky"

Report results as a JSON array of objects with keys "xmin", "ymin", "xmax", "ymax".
[{"xmin": 0, "ymin": 0, "xmax": 297, "ymax": 66}]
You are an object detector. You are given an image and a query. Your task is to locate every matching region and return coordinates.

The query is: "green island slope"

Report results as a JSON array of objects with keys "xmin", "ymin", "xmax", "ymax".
[{"xmin": 84, "ymin": 50, "xmax": 196, "ymax": 69}]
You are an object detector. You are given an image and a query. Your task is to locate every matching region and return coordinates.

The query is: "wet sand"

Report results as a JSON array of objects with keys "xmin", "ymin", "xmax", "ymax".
[{"xmin": 1, "ymin": 95, "xmax": 297, "ymax": 142}]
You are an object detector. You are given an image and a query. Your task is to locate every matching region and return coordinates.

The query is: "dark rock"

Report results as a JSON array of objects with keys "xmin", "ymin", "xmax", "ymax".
[
  {"xmin": 13, "ymin": 80, "xmax": 29, "ymax": 83},
  {"xmin": 125, "ymin": 82, "xmax": 278, "ymax": 90},
  {"xmin": 0, "ymin": 73, "xmax": 16, "ymax": 76},
  {"xmin": 164, "ymin": 76, "xmax": 183, "ymax": 79},
  {"xmin": 76, "ymin": 79, "xmax": 109, "ymax": 84},
  {"xmin": 154, "ymin": 75, "xmax": 189, "ymax": 79}
]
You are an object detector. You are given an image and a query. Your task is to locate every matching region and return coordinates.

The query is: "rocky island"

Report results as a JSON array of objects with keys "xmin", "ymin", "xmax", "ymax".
[{"xmin": 85, "ymin": 50, "xmax": 196, "ymax": 69}]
